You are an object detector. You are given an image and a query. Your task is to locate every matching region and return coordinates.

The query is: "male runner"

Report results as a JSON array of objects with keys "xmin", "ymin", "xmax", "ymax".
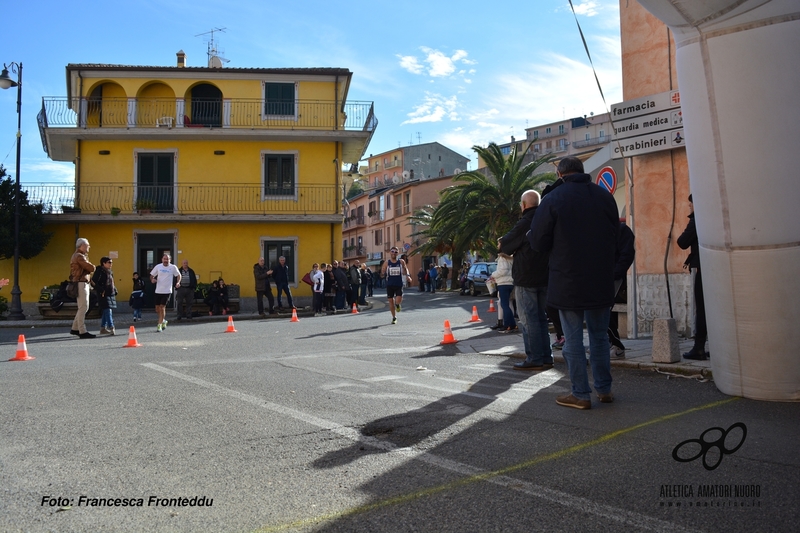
[{"xmin": 380, "ymin": 246, "xmax": 411, "ymax": 324}]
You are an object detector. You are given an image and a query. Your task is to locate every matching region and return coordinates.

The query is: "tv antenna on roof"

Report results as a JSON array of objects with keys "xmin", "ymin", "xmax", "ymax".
[{"xmin": 196, "ymin": 27, "xmax": 229, "ymax": 67}]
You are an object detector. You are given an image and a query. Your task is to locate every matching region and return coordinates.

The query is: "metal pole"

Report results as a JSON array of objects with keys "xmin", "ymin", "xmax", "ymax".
[{"xmin": 8, "ymin": 62, "xmax": 24, "ymax": 320}]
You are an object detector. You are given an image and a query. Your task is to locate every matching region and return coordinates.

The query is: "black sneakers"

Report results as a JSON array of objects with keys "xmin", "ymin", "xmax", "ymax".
[{"xmin": 79, "ymin": 332, "xmax": 96, "ymax": 339}]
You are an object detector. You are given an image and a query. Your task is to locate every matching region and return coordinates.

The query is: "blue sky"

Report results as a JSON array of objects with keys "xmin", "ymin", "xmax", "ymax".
[{"xmin": 0, "ymin": 0, "xmax": 622, "ymax": 183}]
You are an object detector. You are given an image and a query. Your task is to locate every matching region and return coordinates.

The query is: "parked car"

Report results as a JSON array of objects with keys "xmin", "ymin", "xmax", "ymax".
[{"xmin": 463, "ymin": 262, "xmax": 497, "ymax": 296}]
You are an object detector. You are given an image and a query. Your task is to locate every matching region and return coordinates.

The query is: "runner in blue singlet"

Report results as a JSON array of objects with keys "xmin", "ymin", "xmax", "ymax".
[{"xmin": 381, "ymin": 246, "xmax": 411, "ymax": 324}]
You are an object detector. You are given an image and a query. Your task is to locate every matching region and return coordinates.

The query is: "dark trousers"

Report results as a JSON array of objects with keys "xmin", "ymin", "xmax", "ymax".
[
  {"xmin": 256, "ymin": 288, "xmax": 275, "ymax": 314},
  {"xmin": 276, "ymin": 283, "xmax": 294, "ymax": 308},
  {"xmin": 335, "ymin": 289, "xmax": 346, "ymax": 310},
  {"xmin": 176, "ymin": 287, "xmax": 194, "ymax": 318},
  {"xmin": 547, "ymin": 305, "xmax": 564, "ymax": 338},
  {"xmin": 693, "ymin": 267, "xmax": 707, "ymax": 350},
  {"xmin": 359, "ymin": 283, "xmax": 368, "ymax": 304}
]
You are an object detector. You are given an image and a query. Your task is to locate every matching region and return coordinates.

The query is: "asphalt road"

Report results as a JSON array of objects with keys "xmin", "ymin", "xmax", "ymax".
[{"xmin": 1, "ymin": 291, "xmax": 798, "ymax": 532}]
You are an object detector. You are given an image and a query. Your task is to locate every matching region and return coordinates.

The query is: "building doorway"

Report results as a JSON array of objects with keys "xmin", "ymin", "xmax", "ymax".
[{"xmin": 135, "ymin": 233, "xmax": 176, "ymax": 309}]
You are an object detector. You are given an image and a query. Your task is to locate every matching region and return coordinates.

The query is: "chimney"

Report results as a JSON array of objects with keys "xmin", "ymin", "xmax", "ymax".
[
  {"xmin": 511, "ymin": 135, "xmax": 515, "ymax": 143},
  {"xmin": 176, "ymin": 50, "xmax": 186, "ymax": 68}
]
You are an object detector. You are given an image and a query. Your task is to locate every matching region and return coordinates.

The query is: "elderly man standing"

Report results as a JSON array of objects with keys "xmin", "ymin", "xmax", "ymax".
[
  {"xmin": 176, "ymin": 259, "xmax": 197, "ymax": 320},
  {"xmin": 500, "ymin": 190, "xmax": 552, "ymax": 370},
  {"xmin": 529, "ymin": 157, "xmax": 619, "ymax": 410},
  {"xmin": 69, "ymin": 238, "xmax": 97, "ymax": 339},
  {"xmin": 253, "ymin": 257, "xmax": 276, "ymax": 317}
]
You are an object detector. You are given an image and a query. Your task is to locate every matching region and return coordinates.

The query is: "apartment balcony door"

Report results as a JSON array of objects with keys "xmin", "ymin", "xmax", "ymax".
[
  {"xmin": 190, "ymin": 84, "xmax": 222, "ymax": 127},
  {"xmin": 137, "ymin": 152, "xmax": 174, "ymax": 213}
]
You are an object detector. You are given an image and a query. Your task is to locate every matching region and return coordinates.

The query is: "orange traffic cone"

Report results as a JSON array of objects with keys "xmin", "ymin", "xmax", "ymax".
[
  {"xmin": 225, "ymin": 315, "xmax": 237, "ymax": 333},
  {"xmin": 468, "ymin": 305, "xmax": 482, "ymax": 322},
  {"xmin": 488, "ymin": 299, "xmax": 496, "ymax": 312},
  {"xmin": 290, "ymin": 308, "xmax": 300, "ymax": 322},
  {"xmin": 351, "ymin": 303, "xmax": 359, "ymax": 314},
  {"xmin": 9, "ymin": 334, "xmax": 34, "ymax": 361},
  {"xmin": 123, "ymin": 326, "xmax": 142, "ymax": 348},
  {"xmin": 440, "ymin": 320, "xmax": 457, "ymax": 345}
]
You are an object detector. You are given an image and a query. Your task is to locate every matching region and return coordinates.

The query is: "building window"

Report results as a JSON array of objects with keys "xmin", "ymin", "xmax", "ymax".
[
  {"xmin": 263, "ymin": 239, "xmax": 296, "ymax": 283},
  {"xmin": 262, "ymin": 152, "xmax": 297, "ymax": 197},
  {"xmin": 374, "ymin": 229, "xmax": 383, "ymax": 245},
  {"xmin": 395, "ymin": 224, "xmax": 401, "ymax": 242},
  {"xmin": 263, "ymin": 82, "xmax": 296, "ymax": 117},
  {"xmin": 558, "ymin": 124, "xmax": 565, "ymax": 134},
  {"xmin": 135, "ymin": 151, "xmax": 175, "ymax": 213},
  {"xmin": 534, "ymin": 143, "xmax": 541, "ymax": 152},
  {"xmin": 546, "ymin": 141, "xmax": 552, "ymax": 149},
  {"xmin": 404, "ymin": 191, "xmax": 411, "ymax": 214},
  {"xmin": 599, "ymin": 130, "xmax": 605, "ymax": 138},
  {"xmin": 546, "ymin": 127, "xmax": 552, "ymax": 134},
  {"xmin": 438, "ymin": 155, "xmax": 441, "ymax": 161},
  {"xmin": 501, "ymin": 146, "xmax": 511, "ymax": 155},
  {"xmin": 558, "ymin": 139, "xmax": 566, "ymax": 149},
  {"xmin": 585, "ymin": 133, "xmax": 591, "ymax": 141},
  {"xmin": 386, "ymin": 194, "xmax": 391, "ymax": 209},
  {"xmin": 533, "ymin": 130, "xmax": 539, "ymax": 138}
]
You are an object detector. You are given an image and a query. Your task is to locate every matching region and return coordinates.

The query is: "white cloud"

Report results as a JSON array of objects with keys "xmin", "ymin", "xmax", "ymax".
[
  {"xmin": 571, "ymin": 1, "xmax": 601, "ymax": 17},
  {"xmin": 401, "ymin": 93, "xmax": 460, "ymax": 125},
  {"xmin": 26, "ymin": 160, "xmax": 75, "ymax": 183},
  {"xmin": 398, "ymin": 47, "xmax": 476, "ymax": 79},
  {"xmin": 397, "ymin": 54, "xmax": 424, "ymax": 74}
]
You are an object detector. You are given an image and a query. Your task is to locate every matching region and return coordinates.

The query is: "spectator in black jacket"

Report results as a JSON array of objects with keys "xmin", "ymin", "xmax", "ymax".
[
  {"xmin": 677, "ymin": 195, "xmax": 708, "ymax": 360},
  {"xmin": 271, "ymin": 256, "xmax": 295, "ymax": 309},
  {"xmin": 529, "ymin": 156, "xmax": 619, "ymax": 410},
  {"xmin": 500, "ymin": 189, "xmax": 552, "ymax": 371},
  {"xmin": 608, "ymin": 220, "xmax": 635, "ymax": 358},
  {"xmin": 176, "ymin": 259, "xmax": 198, "ymax": 320},
  {"xmin": 333, "ymin": 260, "xmax": 349, "ymax": 311}
]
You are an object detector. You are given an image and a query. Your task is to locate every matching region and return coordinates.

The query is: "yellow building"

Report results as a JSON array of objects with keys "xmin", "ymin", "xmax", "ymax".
[{"xmin": 9, "ymin": 53, "xmax": 377, "ymax": 311}]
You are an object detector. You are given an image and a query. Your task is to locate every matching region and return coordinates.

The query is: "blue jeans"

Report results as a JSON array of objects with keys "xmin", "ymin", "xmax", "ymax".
[
  {"xmin": 276, "ymin": 283, "xmax": 294, "ymax": 308},
  {"xmin": 497, "ymin": 285, "xmax": 516, "ymax": 328},
  {"xmin": 335, "ymin": 289, "xmax": 346, "ymax": 310},
  {"xmin": 359, "ymin": 283, "xmax": 368, "ymax": 304},
  {"xmin": 101, "ymin": 308, "xmax": 115, "ymax": 330},
  {"xmin": 132, "ymin": 308, "xmax": 142, "ymax": 319},
  {"xmin": 559, "ymin": 308, "xmax": 612, "ymax": 401},
  {"xmin": 515, "ymin": 286, "xmax": 552, "ymax": 366}
]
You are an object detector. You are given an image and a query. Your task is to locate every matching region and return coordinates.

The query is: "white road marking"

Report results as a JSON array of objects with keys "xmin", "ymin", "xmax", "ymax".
[{"xmin": 141, "ymin": 362, "xmax": 700, "ymax": 533}]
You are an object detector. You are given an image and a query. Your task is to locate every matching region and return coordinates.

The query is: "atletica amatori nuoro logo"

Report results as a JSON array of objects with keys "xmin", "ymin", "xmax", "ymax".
[{"xmin": 672, "ymin": 422, "xmax": 747, "ymax": 471}]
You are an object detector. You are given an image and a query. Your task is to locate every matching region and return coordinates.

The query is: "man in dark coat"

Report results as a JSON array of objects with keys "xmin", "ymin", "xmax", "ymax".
[
  {"xmin": 529, "ymin": 156, "xmax": 619, "ymax": 410},
  {"xmin": 253, "ymin": 257, "xmax": 276, "ymax": 317},
  {"xmin": 500, "ymin": 189, "xmax": 552, "ymax": 371},
  {"xmin": 608, "ymin": 220, "xmax": 635, "ymax": 358},
  {"xmin": 176, "ymin": 259, "xmax": 198, "ymax": 320},
  {"xmin": 271, "ymin": 256, "xmax": 294, "ymax": 309},
  {"xmin": 333, "ymin": 260, "xmax": 349, "ymax": 311},
  {"xmin": 677, "ymin": 194, "xmax": 708, "ymax": 360}
]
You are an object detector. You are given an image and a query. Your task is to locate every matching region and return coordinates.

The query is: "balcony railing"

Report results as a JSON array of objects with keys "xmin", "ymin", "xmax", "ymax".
[
  {"xmin": 39, "ymin": 97, "xmax": 377, "ymax": 132},
  {"xmin": 384, "ymin": 160, "xmax": 402, "ymax": 169},
  {"xmin": 343, "ymin": 215, "xmax": 366, "ymax": 229},
  {"xmin": 572, "ymin": 136, "xmax": 610, "ymax": 149},
  {"xmin": 25, "ymin": 183, "xmax": 338, "ymax": 215}
]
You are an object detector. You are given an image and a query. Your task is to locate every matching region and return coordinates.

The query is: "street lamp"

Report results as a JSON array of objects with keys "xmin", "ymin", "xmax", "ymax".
[{"xmin": 0, "ymin": 62, "xmax": 25, "ymax": 320}]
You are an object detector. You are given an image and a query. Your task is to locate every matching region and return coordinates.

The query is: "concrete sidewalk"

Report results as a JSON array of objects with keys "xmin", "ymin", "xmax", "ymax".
[{"xmin": 458, "ymin": 328, "xmax": 713, "ymax": 379}]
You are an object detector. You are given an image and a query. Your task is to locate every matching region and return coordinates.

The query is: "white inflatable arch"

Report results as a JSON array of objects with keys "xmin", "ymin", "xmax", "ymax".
[{"xmin": 635, "ymin": 0, "xmax": 800, "ymax": 400}]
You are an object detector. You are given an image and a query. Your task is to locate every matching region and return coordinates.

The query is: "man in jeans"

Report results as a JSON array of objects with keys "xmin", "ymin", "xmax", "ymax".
[
  {"xmin": 271, "ymin": 255, "xmax": 294, "ymax": 309},
  {"xmin": 500, "ymin": 190, "xmax": 551, "ymax": 371},
  {"xmin": 529, "ymin": 157, "xmax": 619, "ymax": 410}
]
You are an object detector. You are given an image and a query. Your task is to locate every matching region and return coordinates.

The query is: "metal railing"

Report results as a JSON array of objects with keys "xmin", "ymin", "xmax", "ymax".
[
  {"xmin": 25, "ymin": 183, "xmax": 339, "ymax": 215},
  {"xmin": 572, "ymin": 136, "xmax": 610, "ymax": 149},
  {"xmin": 343, "ymin": 215, "xmax": 366, "ymax": 229},
  {"xmin": 39, "ymin": 97, "xmax": 377, "ymax": 132}
]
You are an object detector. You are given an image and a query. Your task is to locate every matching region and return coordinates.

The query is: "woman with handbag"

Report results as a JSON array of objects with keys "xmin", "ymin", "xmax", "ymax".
[{"xmin": 92, "ymin": 256, "xmax": 118, "ymax": 335}]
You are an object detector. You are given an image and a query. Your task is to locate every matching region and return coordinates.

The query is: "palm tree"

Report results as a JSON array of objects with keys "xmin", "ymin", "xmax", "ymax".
[{"xmin": 438, "ymin": 142, "xmax": 554, "ymax": 258}]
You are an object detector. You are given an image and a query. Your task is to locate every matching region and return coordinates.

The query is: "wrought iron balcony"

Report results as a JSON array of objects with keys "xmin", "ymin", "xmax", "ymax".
[
  {"xmin": 25, "ymin": 183, "xmax": 340, "ymax": 216},
  {"xmin": 37, "ymin": 97, "xmax": 378, "ymax": 163},
  {"xmin": 39, "ymin": 97, "xmax": 376, "ymax": 131}
]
